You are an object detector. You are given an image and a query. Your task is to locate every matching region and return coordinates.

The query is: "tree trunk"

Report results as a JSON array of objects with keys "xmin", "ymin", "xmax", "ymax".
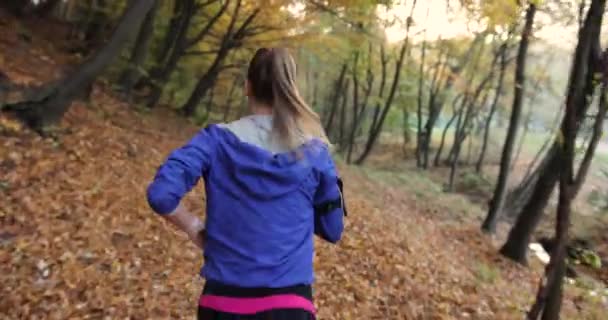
[
  {"xmin": 222, "ymin": 75, "xmax": 240, "ymax": 122},
  {"xmin": 146, "ymin": 0, "xmax": 228, "ymax": 108},
  {"xmin": 324, "ymin": 63, "xmax": 347, "ymax": 136},
  {"xmin": 354, "ymin": 2, "xmax": 417, "ymax": 165},
  {"xmin": 119, "ymin": 0, "xmax": 160, "ymax": 95},
  {"xmin": 338, "ymin": 80, "xmax": 350, "ymax": 149},
  {"xmin": 311, "ymin": 71, "xmax": 319, "ymax": 109},
  {"xmin": 402, "ymin": 104, "xmax": 411, "ymax": 156},
  {"xmin": 501, "ymin": 0, "xmax": 605, "ymax": 264},
  {"xmin": 422, "ymin": 45, "xmax": 463, "ymax": 169},
  {"xmin": 347, "ymin": 52, "xmax": 360, "ymax": 163},
  {"xmin": 181, "ymin": 48, "xmax": 229, "ymax": 116},
  {"xmin": 482, "ymin": 4, "xmax": 536, "ymax": 234},
  {"xmin": 529, "ymin": 33, "xmax": 586, "ymax": 320},
  {"xmin": 4, "ymin": 0, "xmax": 155, "ymax": 132},
  {"xmin": 416, "ymin": 38, "xmax": 427, "ymax": 167},
  {"xmin": 83, "ymin": 0, "xmax": 110, "ymax": 53},
  {"xmin": 181, "ymin": 1, "xmax": 258, "ymax": 116},
  {"xmin": 500, "ymin": 145, "xmax": 560, "ymax": 264},
  {"xmin": 435, "ymin": 96, "xmax": 462, "ymax": 167},
  {"xmin": 35, "ymin": 0, "xmax": 62, "ymax": 18},
  {"xmin": 512, "ymin": 61, "xmax": 548, "ymax": 170},
  {"xmin": 145, "ymin": 0, "xmax": 197, "ymax": 107},
  {"xmin": 572, "ymin": 64, "xmax": 608, "ymax": 196},
  {"xmin": 476, "ymin": 43, "xmax": 508, "ymax": 173},
  {"xmin": 1, "ymin": 0, "xmax": 31, "ymax": 16},
  {"xmin": 155, "ymin": 0, "xmax": 184, "ymax": 65},
  {"xmin": 355, "ymin": 23, "xmax": 412, "ymax": 165}
]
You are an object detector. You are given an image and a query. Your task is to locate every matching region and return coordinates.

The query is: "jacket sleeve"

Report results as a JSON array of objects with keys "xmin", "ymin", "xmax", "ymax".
[
  {"xmin": 146, "ymin": 127, "xmax": 216, "ymax": 215},
  {"xmin": 313, "ymin": 150, "xmax": 345, "ymax": 243}
]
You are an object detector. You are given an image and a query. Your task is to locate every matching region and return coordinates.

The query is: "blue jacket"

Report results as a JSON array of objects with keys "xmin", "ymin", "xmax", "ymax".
[{"xmin": 146, "ymin": 118, "xmax": 344, "ymax": 288}]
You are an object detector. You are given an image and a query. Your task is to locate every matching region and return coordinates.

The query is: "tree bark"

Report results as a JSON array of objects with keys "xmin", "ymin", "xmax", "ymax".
[
  {"xmin": 422, "ymin": 40, "xmax": 473, "ymax": 169},
  {"xmin": 155, "ymin": 0, "xmax": 184, "ymax": 65},
  {"xmin": 119, "ymin": 0, "xmax": 160, "ymax": 95},
  {"xmin": 416, "ymin": 38, "xmax": 427, "ymax": 167},
  {"xmin": 222, "ymin": 75, "xmax": 241, "ymax": 122},
  {"xmin": 355, "ymin": 2, "xmax": 417, "ymax": 165},
  {"xmin": 145, "ymin": 0, "xmax": 197, "ymax": 107},
  {"xmin": 1, "ymin": 0, "xmax": 31, "ymax": 16},
  {"xmin": 4, "ymin": 0, "xmax": 155, "ymax": 132},
  {"xmin": 338, "ymin": 80, "xmax": 350, "ymax": 148},
  {"xmin": 82, "ymin": 0, "xmax": 110, "ymax": 53},
  {"xmin": 500, "ymin": 145, "xmax": 560, "ymax": 264},
  {"xmin": 422, "ymin": 61, "xmax": 450, "ymax": 168},
  {"xmin": 476, "ymin": 43, "xmax": 508, "ymax": 173},
  {"xmin": 355, "ymin": 20, "xmax": 413, "ymax": 165},
  {"xmin": 146, "ymin": 0, "xmax": 228, "ymax": 108},
  {"xmin": 528, "ymin": 34, "xmax": 592, "ymax": 320},
  {"xmin": 435, "ymin": 95, "xmax": 462, "ymax": 167},
  {"xmin": 482, "ymin": 4, "xmax": 536, "ymax": 233},
  {"xmin": 501, "ymin": 0, "xmax": 605, "ymax": 264},
  {"xmin": 512, "ymin": 60, "xmax": 548, "ymax": 171},
  {"xmin": 324, "ymin": 63, "xmax": 347, "ymax": 136},
  {"xmin": 35, "ymin": 0, "xmax": 62, "ymax": 18},
  {"xmin": 181, "ymin": 2, "xmax": 259, "ymax": 116},
  {"xmin": 572, "ymin": 62, "xmax": 608, "ymax": 197},
  {"xmin": 347, "ymin": 52, "xmax": 360, "ymax": 163}
]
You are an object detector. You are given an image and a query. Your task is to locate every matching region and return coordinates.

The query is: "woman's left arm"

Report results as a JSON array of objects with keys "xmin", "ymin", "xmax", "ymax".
[
  {"xmin": 146, "ymin": 127, "xmax": 216, "ymax": 247},
  {"xmin": 163, "ymin": 204, "xmax": 206, "ymax": 249}
]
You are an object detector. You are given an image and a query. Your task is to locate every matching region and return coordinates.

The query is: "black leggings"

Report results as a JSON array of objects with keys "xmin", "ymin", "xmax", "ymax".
[{"xmin": 197, "ymin": 281, "xmax": 315, "ymax": 320}]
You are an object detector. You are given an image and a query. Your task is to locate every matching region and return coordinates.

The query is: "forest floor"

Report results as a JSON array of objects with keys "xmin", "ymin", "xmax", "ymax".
[{"xmin": 1, "ymin": 12, "xmax": 607, "ymax": 320}]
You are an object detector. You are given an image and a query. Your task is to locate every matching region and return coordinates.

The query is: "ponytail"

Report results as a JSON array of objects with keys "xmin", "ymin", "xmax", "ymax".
[{"xmin": 247, "ymin": 48, "xmax": 329, "ymax": 150}]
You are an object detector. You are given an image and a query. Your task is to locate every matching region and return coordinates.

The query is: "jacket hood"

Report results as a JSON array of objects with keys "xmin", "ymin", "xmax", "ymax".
[{"xmin": 208, "ymin": 116, "xmax": 326, "ymax": 200}]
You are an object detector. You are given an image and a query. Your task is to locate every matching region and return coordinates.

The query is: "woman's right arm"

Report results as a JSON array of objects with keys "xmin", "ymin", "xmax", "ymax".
[
  {"xmin": 147, "ymin": 127, "xmax": 216, "ymax": 248},
  {"xmin": 313, "ymin": 154, "xmax": 345, "ymax": 243}
]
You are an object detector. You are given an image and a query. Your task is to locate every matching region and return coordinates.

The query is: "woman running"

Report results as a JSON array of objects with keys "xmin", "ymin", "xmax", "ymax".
[{"xmin": 146, "ymin": 47, "xmax": 345, "ymax": 319}]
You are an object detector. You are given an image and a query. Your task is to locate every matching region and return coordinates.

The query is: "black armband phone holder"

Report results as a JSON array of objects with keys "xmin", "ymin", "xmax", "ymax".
[{"xmin": 314, "ymin": 178, "xmax": 347, "ymax": 217}]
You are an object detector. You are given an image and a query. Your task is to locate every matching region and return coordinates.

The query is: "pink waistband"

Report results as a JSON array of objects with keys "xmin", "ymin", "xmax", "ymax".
[{"xmin": 199, "ymin": 294, "xmax": 316, "ymax": 315}]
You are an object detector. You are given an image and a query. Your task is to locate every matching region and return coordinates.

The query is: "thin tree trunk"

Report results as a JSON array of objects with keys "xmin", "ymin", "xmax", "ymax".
[
  {"xmin": 181, "ymin": 2, "xmax": 259, "ymax": 116},
  {"xmin": 5, "ymin": 0, "xmax": 155, "ymax": 132},
  {"xmin": 324, "ymin": 63, "xmax": 347, "ymax": 136},
  {"xmin": 120, "ymin": 0, "xmax": 160, "ymax": 95},
  {"xmin": 146, "ymin": 0, "xmax": 228, "ymax": 108},
  {"xmin": 35, "ymin": 0, "xmax": 61, "ymax": 17},
  {"xmin": 501, "ymin": 0, "xmax": 605, "ymax": 264},
  {"xmin": 347, "ymin": 52, "xmax": 360, "ymax": 163},
  {"xmin": 1, "ymin": 0, "xmax": 30, "ymax": 16},
  {"xmin": 435, "ymin": 95, "xmax": 462, "ymax": 166},
  {"xmin": 476, "ymin": 43, "xmax": 508, "ymax": 173},
  {"xmin": 83, "ymin": 0, "xmax": 110, "ymax": 53},
  {"xmin": 181, "ymin": 48, "xmax": 229, "ymax": 116},
  {"xmin": 156, "ymin": 0, "xmax": 184, "ymax": 65},
  {"xmin": 416, "ymin": 38, "xmax": 427, "ymax": 167},
  {"xmin": 482, "ymin": 4, "xmax": 536, "ymax": 234},
  {"xmin": 222, "ymin": 75, "xmax": 240, "ymax": 122},
  {"xmin": 572, "ymin": 63, "xmax": 608, "ymax": 196},
  {"xmin": 422, "ymin": 43, "xmax": 467, "ymax": 169},
  {"xmin": 145, "ymin": 0, "xmax": 197, "ymax": 107},
  {"xmin": 528, "ymin": 40, "xmax": 585, "ymax": 320},
  {"xmin": 500, "ymin": 145, "xmax": 560, "ymax": 264},
  {"xmin": 402, "ymin": 104, "xmax": 411, "ymax": 156},
  {"xmin": 355, "ymin": 8, "xmax": 415, "ymax": 165},
  {"xmin": 312, "ymin": 71, "xmax": 319, "ymax": 109},
  {"xmin": 339, "ymin": 80, "xmax": 350, "ymax": 149}
]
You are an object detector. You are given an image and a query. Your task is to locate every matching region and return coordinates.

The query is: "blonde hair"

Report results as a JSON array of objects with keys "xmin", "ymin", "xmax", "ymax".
[{"xmin": 247, "ymin": 47, "xmax": 329, "ymax": 149}]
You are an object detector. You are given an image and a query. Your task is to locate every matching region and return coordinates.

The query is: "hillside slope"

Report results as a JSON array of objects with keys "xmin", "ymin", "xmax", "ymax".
[{"xmin": 0, "ymin": 13, "xmax": 605, "ymax": 319}]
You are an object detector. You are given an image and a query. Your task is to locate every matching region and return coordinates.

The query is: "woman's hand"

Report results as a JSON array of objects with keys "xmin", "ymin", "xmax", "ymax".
[
  {"xmin": 189, "ymin": 228, "xmax": 206, "ymax": 250},
  {"xmin": 163, "ymin": 204, "xmax": 206, "ymax": 250}
]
